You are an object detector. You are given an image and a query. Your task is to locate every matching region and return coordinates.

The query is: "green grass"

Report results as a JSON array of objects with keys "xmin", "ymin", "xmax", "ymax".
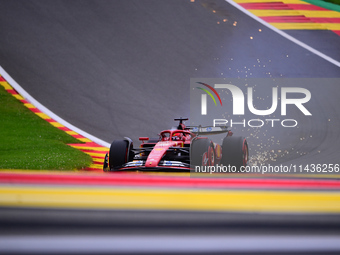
[
  {"xmin": 0, "ymin": 85, "xmax": 93, "ymax": 170},
  {"xmin": 303, "ymin": 0, "xmax": 340, "ymax": 11},
  {"xmin": 322, "ymin": 0, "xmax": 340, "ymax": 6}
]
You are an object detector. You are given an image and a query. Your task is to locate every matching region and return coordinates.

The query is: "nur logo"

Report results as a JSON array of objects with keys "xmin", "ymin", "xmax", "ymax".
[
  {"xmin": 196, "ymin": 82, "xmax": 222, "ymax": 115},
  {"xmin": 197, "ymin": 82, "xmax": 312, "ymax": 116}
]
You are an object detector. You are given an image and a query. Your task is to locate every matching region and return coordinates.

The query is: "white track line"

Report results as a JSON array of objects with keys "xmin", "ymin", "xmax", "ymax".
[
  {"xmin": 0, "ymin": 66, "xmax": 110, "ymax": 148},
  {"xmin": 226, "ymin": 0, "xmax": 340, "ymax": 68}
]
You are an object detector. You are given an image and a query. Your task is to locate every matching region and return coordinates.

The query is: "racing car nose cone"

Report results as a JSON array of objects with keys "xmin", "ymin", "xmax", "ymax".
[{"xmin": 147, "ymin": 160, "xmax": 158, "ymax": 167}]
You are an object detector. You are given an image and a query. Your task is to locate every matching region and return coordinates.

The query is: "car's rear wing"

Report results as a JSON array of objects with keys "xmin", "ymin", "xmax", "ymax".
[{"xmin": 188, "ymin": 126, "xmax": 229, "ymax": 135}]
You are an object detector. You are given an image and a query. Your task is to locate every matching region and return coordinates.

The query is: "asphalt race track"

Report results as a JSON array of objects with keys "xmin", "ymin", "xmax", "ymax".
[
  {"xmin": 1, "ymin": 0, "xmax": 339, "ymax": 142},
  {"xmin": 1, "ymin": 0, "xmax": 340, "ymax": 254},
  {"xmin": 1, "ymin": 0, "xmax": 340, "ymax": 166}
]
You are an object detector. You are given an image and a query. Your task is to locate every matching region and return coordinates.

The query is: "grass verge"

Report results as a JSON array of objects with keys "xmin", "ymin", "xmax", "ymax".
[
  {"xmin": 0, "ymin": 85, "xmax": 93, "ymax": 170},
  {"xmin": 323, "ymin": 0, "xmax": 340, "ymax": 6},
  {"xmin": 303, "ymin": 0, "xmax": 340, "ymax": 11}
]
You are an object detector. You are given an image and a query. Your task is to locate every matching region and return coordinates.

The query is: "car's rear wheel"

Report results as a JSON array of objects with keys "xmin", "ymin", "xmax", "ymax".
[
  {"xmin": 221, "ymin": 136, "xmax": 248, "ymax": 172},
  {"xmin": 190, "ymin": 138, "xmax": 210, "ymax": 167},
  {"xmin": 109, "ymin": 140, "xmax": 130, "ymax": 170}
]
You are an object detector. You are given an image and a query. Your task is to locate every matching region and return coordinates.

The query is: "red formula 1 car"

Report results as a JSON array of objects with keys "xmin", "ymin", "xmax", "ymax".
[{"xmin": 103, "ymin": 118, "xmax": 248, "ymax": 172}]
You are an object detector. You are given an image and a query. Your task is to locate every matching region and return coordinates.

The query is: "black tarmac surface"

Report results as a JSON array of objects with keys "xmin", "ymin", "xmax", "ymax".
[{"xmin": 1, "ymin": 0, "xmax": 339, "ymax": 147}]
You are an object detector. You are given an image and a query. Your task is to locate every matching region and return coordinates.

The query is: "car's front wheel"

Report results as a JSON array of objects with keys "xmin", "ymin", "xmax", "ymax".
[
  {"xmin": 190, "ymin": 138, "xmax": 210, "ymax": 168},
  {"xmin": 108, "ymin": 140, "xmax": 131, "ymax": 170}
]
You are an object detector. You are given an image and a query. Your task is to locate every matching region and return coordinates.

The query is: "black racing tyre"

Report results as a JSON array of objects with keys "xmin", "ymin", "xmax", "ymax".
[
  {"xmin": 109, "ymin": 140, "xmax": 129, "ymax": 170},
  {"xmin": 190, "ymin": 138, "xmax": 209, "ymax": 167},
  {"xmin": 103, "ymin": 153, "xmax": 109, "ymax": 171},
  {"xmin": 208, "ymin": 142, "xmax": 216, "ymax": 166},
  {"xmin": 221, "ymin": 136, "xmax": 248, "ymax": 172}
]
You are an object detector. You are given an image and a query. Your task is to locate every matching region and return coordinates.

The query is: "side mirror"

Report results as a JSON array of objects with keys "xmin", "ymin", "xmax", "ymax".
[{"xmin": 139, "ymin": 137, "xmax": 149, "ymax": 143}]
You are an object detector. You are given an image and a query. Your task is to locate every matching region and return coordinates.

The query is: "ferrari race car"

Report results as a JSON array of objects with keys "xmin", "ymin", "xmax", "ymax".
[{"xmin": 103, "ymin": 118, "xmax": 248, "ymax": 172}]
